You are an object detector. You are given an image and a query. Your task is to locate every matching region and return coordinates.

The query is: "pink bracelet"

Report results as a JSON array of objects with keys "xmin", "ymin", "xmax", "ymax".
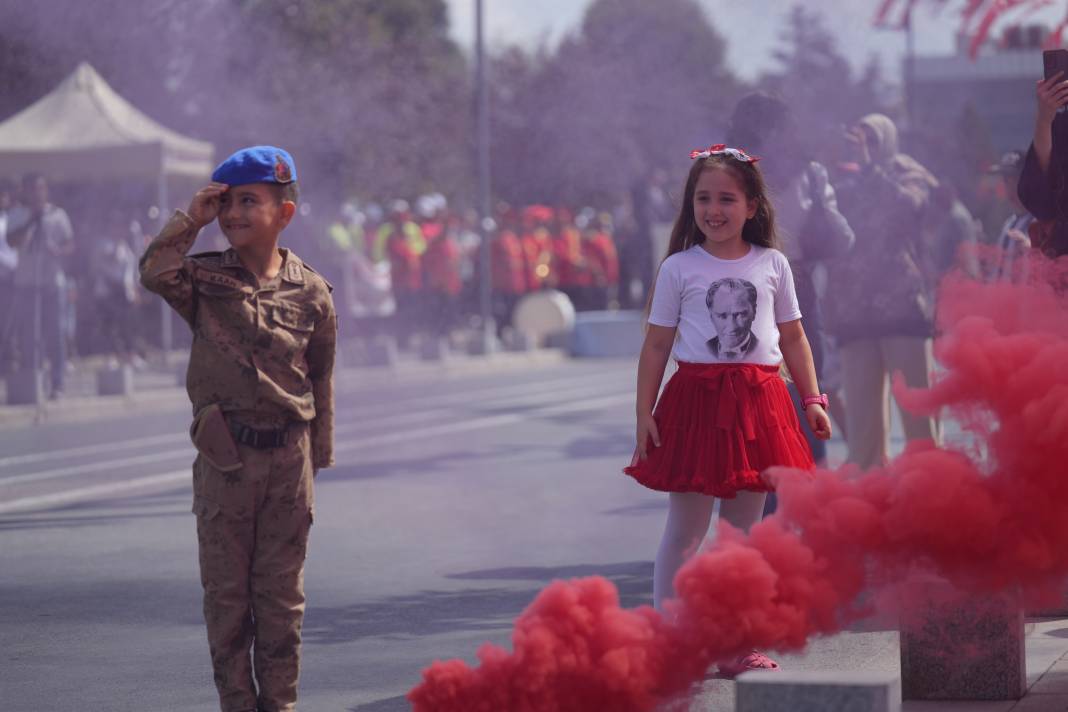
[{"xmin": 802, "ymin": 394, "xmax": 828, "ymax": 410}]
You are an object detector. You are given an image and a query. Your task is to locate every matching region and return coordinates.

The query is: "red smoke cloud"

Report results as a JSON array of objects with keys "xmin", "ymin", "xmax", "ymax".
[{"xmin": 409, "ymin": 257, "xmax": 1068, "ymax": 712}]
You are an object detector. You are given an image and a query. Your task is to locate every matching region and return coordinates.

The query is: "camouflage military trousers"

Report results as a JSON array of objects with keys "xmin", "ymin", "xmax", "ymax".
[{"xmin": 192, "ymin": 419, "xmax": 314, "ymax": 712}]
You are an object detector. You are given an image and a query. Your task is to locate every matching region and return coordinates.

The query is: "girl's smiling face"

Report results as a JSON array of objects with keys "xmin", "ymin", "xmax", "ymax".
[{"xmin": 692, "ymin": 166, "xmax": 756, "ymax": 248}]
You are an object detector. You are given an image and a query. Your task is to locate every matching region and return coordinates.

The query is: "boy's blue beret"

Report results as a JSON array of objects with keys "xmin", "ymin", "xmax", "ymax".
[{"xmin": 211, "ymin": 146, "xmax": 297, "ymax": 186}]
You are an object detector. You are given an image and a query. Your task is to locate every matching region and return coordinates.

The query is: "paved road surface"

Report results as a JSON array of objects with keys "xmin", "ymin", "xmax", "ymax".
[{"xmin": 3, "ymin": 357, "xmax": 1066, "ymax": 711}]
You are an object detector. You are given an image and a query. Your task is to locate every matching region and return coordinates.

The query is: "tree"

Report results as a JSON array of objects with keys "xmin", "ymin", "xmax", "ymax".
[
  {"xmin": 759, "ymin": 5, "xmax": 890, "ymax": 161},
  {"xmin": 0, "ymin": 0, "xmax": 192, "ymax": 126},
  {"xmin": 0, "ymin": 0, "xmax": 474, "ymax": 204},
  {"xmin": 488, "ymin": 0, "xmax": 741, "ymax": 207},
  {"xmin": 195, "ymin": 0, "xmax": 473, "ymax": 203}
]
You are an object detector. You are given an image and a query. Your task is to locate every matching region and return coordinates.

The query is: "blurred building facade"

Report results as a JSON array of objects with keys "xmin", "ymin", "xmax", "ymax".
[{"xmin": 911, "ymin": 25, "xmax": 1046, "ymax": 153}]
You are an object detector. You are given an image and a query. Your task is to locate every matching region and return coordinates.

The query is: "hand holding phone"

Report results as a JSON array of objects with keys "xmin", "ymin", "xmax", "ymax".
[
  {"xmin": 1044, "ymin": 49, "xmax": 1068, "ymax": 81},
  {"xmin": 1037, "ymin": 51, "xmax": 1068, "ymax": 125}
]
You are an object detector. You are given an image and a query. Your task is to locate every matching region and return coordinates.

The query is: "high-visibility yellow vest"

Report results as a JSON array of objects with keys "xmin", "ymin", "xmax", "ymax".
[{"xmin": 373, "ymin": 221, "xmax": 426, "ymax": 263}]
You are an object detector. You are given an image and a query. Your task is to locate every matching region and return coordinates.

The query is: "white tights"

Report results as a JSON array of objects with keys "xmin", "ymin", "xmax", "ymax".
[{"xmin": 652, "ymin": 491, "xmax": 768, "ymax": 611}]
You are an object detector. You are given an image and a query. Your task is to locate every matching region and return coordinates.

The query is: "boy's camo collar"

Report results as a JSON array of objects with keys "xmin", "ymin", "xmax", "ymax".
[{"xmin": 218, "ymin": 248, "xmax": 305, "ymax": 285}]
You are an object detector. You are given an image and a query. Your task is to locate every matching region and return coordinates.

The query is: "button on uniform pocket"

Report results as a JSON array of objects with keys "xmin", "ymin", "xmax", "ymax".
[
  {"xmin": 272, "ymin": 302, "xmax": 314, "ymax": 331},
  {"xmin": 271, "ymin": 302, "xmax": 315, "ymax": 363}
]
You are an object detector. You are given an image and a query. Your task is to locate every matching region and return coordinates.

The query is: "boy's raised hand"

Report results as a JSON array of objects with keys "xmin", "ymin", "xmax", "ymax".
[{"xmin": 187, "ymin": 182, "xmax": 229, "ymax": 229}]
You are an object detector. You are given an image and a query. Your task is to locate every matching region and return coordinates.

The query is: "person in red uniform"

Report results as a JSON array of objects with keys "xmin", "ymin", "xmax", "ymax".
[
  {"xmin": 582, "ymin": 210, "xmax": 620, "ymax": 311},
  {"xmin": 423, "ymin": 212, "xmax": 463, "ymax": 338},
  {"xmin": 519, "ymin": 205, "xmax": 553, "ymax": 294},
  {"xmin": 491, "ymin": 206, "xmax": 527, "ymax": 334},
  {"xmin": 550, "ymin": 207, "xmax": 590, "ymax": 310},
  {"xmin": 382, "ymin": 201, "xmax": 425, "ymax": 347}
]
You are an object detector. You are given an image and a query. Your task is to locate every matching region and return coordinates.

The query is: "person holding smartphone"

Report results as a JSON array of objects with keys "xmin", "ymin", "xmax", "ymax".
[{"xmin": 1016, "ymin": 51, "xmax": 1068, "ymax": 258}]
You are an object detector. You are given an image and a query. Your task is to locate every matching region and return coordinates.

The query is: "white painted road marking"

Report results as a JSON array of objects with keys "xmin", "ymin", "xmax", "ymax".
[
  {"xmin": 0, "ymin": 381, "xmax": 628, "ymax": 487},
  {"xmin": 0, "ymin": 372, "xmax": 622, "ymax": 469},
  {"xmin": 0, "ymin": 392, "xmax": 632, "ymax": 514}
]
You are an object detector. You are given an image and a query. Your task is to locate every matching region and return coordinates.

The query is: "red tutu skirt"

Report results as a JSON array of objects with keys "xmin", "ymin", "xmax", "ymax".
[{"xmin": 623, "ymin": 362, "xmax": 814, "ymax": 497}]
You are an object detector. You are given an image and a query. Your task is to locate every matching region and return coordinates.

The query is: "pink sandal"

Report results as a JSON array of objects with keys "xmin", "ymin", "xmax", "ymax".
[{"xmin": 717, "ymin": 650, "xmax": 781, "ymax": 678}]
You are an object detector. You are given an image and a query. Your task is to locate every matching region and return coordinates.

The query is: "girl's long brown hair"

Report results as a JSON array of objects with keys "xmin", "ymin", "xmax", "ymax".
[{"xmin": 644, "ymin": 155, "xmax": 780, "ymax": 321}]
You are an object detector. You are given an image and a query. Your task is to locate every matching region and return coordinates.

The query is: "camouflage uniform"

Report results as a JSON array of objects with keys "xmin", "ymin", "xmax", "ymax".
[{"xmin": 140, "ymin": 210, "xmax": 335, "ymax": 712}]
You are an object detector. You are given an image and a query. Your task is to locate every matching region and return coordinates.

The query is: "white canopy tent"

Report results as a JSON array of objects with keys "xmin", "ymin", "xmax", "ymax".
[
  {"xmin": 0, "ymin": 61, "xmax": 213, "ymax": 181},
  {"xmin": 0, "ymin": 62, "xmax": 215, "ymax": 351}
]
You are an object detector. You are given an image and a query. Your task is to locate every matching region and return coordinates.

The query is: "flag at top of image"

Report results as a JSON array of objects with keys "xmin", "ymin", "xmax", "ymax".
[{"xmin": 872, "ymin": 0, "xmax": 1067, "ymax": 58}]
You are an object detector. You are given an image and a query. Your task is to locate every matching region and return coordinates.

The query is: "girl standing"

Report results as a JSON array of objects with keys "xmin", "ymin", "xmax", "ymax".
[{"xmin": 624, "ymin": 145, "xmax": 831, "ymax": 675}]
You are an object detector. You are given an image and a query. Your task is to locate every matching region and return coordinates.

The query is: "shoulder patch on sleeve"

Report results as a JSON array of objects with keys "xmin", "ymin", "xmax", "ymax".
[
  {"xmin": 302, "ymin": 262, "xmax": 334, "ymax": 293},
  {"xmin": 284, "ymin": 260, "xmax": 305, "ymax": 285}
]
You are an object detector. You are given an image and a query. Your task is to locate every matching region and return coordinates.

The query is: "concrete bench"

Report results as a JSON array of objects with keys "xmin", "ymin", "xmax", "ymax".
[
  {"xmin": 735, "ymin": 670, "xmax": 901, "ymax": 712},
  {"xmin": 569, "ymin": 310, "xmax": 644, "ymax": 358}
]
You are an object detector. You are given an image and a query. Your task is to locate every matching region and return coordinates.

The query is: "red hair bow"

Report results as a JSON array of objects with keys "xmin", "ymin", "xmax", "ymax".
[{"xmin": 689, "ymin": 144, "xmax": 760, "ymax": 163}]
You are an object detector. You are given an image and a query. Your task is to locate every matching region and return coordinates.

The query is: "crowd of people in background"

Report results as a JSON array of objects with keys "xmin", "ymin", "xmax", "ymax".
[
  {"xmin": 0, "ymin": 174, "xmax": 151, "ymax": 397},
  {"xmin": 710, "ymin": 86, "xmax": 1068, "ymax": 474},
  {"xmin": 311, "ymin": 196, "xmax": 624, "ymax": 346},
  {"xmin": 0, "ymin": 143, "xmax": 1044, "ymax": 403},
  {"xmin": 0, "ymin": 174, "xmax": 633, "ymax": 391},
  {"xmin": 1, "ymin": 80, "xmax": 1066, "ymax": 412}
]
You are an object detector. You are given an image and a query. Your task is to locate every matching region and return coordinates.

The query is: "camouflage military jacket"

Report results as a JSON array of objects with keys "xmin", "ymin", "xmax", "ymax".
[{"xmin": 140, "ymin": 210, "xmax": 336, "ymax": 469}]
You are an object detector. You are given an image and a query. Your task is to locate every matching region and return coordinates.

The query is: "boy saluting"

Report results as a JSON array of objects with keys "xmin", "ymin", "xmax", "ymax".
[{"xmin": 140, "ymin": 146, "xmax": 336, "ymax": 712}]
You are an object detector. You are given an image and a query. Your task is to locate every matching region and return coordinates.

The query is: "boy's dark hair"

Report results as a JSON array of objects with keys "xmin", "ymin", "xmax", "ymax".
[{"xmin": 270, "ymin": 181, "xmax": 300, "ymax": 205}]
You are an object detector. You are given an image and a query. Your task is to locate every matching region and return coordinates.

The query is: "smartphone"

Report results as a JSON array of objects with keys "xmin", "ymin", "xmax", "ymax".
[{"xmin": 1043, "ymin": 49, "xmax": 1068, "ymax": 80}]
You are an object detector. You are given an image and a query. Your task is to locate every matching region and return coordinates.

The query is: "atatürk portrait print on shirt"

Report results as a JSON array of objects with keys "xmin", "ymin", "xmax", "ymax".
[{"xmin": 705, "ymin": 277, "xmax": 759, "ymax": 360}]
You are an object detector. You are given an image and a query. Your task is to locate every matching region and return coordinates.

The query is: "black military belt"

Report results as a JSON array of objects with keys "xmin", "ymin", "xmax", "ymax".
[{"xmin": 229, "ymin": 421, "xmax": 290, "ymax": 449}]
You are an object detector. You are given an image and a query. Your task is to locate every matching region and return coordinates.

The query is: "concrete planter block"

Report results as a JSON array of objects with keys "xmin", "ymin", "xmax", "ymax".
[
  {"xmin": 900, "ymin": 584, "xmax": 1025, "ymax": 700},
  {"xmin": 96, "ymin": 365, "xmax": 134, "ymax": 396},
  {"xmin": 419, "ymin": 337, "xmax": 450, "ymax": 362},
  {"xmin": 735, "ymin": 670, "xmax": 901, "ymax": 712},
  {"xmin": 5, "ymin": 369, "xmax": 46, "ymax": 405},
  {"xmin": 569, "ymin": 310, "xmax": 644, "ymax": 358},
  {"xmin": 365, "ymin": 337, "xmax": 398, "ymax": 367}
]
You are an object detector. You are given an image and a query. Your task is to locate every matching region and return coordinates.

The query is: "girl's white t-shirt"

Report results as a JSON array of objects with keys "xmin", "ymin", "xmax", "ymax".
[{"xmin": 648, "ymin": 244, "xmax": 801, "ymax": 365}]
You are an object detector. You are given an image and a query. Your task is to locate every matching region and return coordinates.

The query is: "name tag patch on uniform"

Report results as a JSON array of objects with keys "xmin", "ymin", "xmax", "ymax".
[{"xmin": 197, "ymin": 270, "xmax": 247, "ymax": 291}]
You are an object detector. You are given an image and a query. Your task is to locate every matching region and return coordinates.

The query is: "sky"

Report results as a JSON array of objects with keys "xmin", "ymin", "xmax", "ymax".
[{"xmin": 444, "ymin": 0, "xmax": 1065, "ymax": 82}]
